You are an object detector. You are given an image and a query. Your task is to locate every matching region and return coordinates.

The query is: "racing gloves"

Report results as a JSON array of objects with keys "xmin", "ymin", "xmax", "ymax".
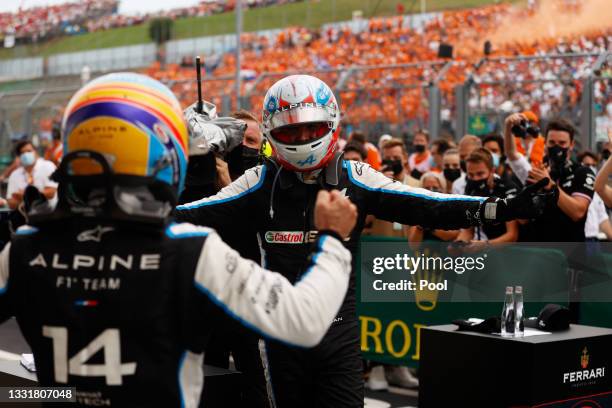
[
  {"xmin": 184, "ymin": 101, "xmax": 247, "ymax": 156},
  {"xmin": 478, "ymin": 178, "xmax": 556, "ymax": 223}
]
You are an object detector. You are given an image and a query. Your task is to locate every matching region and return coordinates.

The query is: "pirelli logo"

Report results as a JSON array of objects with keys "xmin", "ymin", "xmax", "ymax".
[{"xmin": 265, "ymin": 231, "xmax": 305, "ymax": 244}]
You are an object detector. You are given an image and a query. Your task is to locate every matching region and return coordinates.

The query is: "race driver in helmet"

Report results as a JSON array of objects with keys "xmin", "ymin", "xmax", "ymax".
[
  {"xmin": 0, "ymin": 72, "xmax": 357, "ymax": 407},
  {"xmin": 175, "ymin": 74, "xmax": 553, "ymax": 407}
]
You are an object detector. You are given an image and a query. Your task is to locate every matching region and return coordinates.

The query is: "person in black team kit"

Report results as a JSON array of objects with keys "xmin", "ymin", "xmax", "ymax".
[
  {"xmin": 456, "ymin": 148, "xmax": 519, "ymax": 247},
  {"xmin": 0, "ymin": 73, "xmax": 358, "ymax": 408},
  {"xmin": 504, "ymin": 115, "xmax": 595, "ymax": 242},
  {"xmin": 175, "ymin": 74, "xmax": 554, "ymax": 407}
]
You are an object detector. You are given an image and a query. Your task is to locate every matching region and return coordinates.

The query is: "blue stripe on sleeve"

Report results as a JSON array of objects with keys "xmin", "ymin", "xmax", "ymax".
[
  {"xmin": 344, "ymin": 160, "xmax": 484, "ymax": 202},
  {"xmin": 176, "ymin": 165, "xmax": 267, "ymax": 210}
]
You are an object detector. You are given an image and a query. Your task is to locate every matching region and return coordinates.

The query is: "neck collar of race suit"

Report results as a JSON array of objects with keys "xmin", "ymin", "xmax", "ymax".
[{"xmin": 271, "ymin": 151, "xmax": 344, "ymax": 189}]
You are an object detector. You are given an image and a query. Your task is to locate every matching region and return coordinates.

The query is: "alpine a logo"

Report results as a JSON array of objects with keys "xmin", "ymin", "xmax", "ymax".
[{"xmin": 265, "ymin": 231, "xmax": 304, "ymax": 244}]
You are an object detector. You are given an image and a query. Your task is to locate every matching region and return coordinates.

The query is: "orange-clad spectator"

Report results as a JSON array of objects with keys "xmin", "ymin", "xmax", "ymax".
[
  {"xmin": 348, "ymin": 131, "xmax": 382, "ymax": 170},
  {"xmin": 348, "ymin": 130, "xmax": 381, "ymax": 170},
  {"xmin": 514, "ymin": 110, "xmax": 546, "ymax": 166}
]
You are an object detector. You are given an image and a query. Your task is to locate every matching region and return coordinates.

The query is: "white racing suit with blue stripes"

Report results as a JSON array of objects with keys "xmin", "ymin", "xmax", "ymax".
[
  {"xmin": 174, "ymin": 155, "xmax": 497, "ymax": 408},
  {"xmin": 0, "ymin": 218, "xmax": 351, "ymax": 408}
]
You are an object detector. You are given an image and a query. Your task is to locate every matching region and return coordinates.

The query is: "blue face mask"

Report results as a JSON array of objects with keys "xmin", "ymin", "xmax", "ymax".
[
  {"xmin": 491, "ymin": 153, "xmax": 500, "ymax": 168},
  {"xmin": 20, "ymin": 151, "xmax": 36, "ymax": 167}
]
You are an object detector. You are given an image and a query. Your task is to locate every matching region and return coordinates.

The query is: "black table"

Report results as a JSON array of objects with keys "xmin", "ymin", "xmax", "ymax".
[{"xmin": 420, "ymin": 324, "xmax": 612, "ymax": 408}]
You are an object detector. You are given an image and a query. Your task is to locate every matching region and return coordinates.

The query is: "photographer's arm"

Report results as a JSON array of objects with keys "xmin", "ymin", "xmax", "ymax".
[
  {"xmin": 557, "ymin": 189, "xmax": 590, "ymax": 222},
  {"xmin": 504, "ymin": 113, "xmax": 525, "ymax": 162}
]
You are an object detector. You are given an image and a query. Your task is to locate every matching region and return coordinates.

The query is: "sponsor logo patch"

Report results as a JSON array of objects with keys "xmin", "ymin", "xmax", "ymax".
[{"xmin": 264, "ymin": 231, "xmax": 304, "ymax": 244}]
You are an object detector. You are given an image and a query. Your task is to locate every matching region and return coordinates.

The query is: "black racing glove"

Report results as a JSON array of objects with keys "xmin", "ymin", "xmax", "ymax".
[{"xmin": 478, "ymin": 178, "xmax": 556, "ymax": 223}]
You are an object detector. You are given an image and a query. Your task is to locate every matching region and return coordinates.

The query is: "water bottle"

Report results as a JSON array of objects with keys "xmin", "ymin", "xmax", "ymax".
[
  {"xmin": 501, "ymin": 286, "xmax": 515, "ymax": 337},
  {"xmin": 514, "ymin": 286, "xmax": 524, "ymax": 337}
]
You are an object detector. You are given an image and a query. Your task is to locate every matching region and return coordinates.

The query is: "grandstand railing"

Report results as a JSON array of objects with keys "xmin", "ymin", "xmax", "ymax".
[
  {"xmin": 455, "ymin": 52, "xmax": 608, "ymax": 150},
  {"xmin": 47, "ymin": 44, "xmax": 158, "ymax": 77},
  {"xmin": 0, "ymin": 52, "xmax": 608, "ymax": 158},
  {"xmin": 0, "ymin": 57, "xmax": 44, "ymax": 81}
]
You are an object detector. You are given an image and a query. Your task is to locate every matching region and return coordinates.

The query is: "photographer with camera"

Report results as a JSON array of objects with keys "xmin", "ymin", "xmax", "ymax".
[
  {"xmin": 509, "ymin": 110, "xmax": 546, "ymax": 167},
  {"xmin": 504, "ymin": 114, "xmax": 594, "ymax": 242}
]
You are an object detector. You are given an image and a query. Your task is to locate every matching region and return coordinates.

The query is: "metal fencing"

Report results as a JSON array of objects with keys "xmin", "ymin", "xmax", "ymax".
[
  {"xmin": 0, "ymin": 51, "xmax": 609, "ymax": 161},
  {"xmin": 454, "ymin": 52, "xmax": 609, "ymax": 151},
  {"xmin": 0, "ymin": 57, "xmax": 44, "ymax": 81},
  {"xmin": 47, "ymin": 44, "xmax": 158, "ymax": 76}
]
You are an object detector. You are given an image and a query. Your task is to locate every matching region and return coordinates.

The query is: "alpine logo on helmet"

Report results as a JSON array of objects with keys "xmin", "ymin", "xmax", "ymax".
[{"xmin": 262, "ymin": 74, "xmax": 340, "ymax": 172}]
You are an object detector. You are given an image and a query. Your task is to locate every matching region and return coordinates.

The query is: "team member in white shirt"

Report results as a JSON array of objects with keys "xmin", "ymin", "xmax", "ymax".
[{"xmin": 6, "ymin": 140, "xmax": 58, "ymax": 209}]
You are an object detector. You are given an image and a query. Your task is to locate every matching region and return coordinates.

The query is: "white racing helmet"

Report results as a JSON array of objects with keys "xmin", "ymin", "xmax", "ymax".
[{"xmin": 262, "ymin": 75, "xmax": 340, "ymax": 171}]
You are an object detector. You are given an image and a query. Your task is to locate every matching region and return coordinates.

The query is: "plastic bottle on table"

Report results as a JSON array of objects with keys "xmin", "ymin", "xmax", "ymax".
[
  {"xmin": 514, "ymin": 286, "xmax": 524, "ymax": 337},
  {"xmin": 501, "ymin": 286, "xmax": 515, "ymax": 337}
]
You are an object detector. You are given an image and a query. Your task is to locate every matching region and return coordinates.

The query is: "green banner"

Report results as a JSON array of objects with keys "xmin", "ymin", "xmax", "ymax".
[
  {"xmin": 356, "ymin": 237, "xmax": 612, "ymax": 367},
  {"xmin": 468, "ymin": 115, "xmax": 491, "ymax": 136}
]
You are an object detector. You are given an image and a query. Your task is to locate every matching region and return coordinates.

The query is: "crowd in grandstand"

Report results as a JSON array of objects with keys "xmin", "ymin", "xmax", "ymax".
[
  {"xmin": 3, "ymin": 0, "xmax": 610, "ymax": 133},
  {"xmin": 0, "ymin": 0, "xmax": 118, "ymax": 45},
  {"xmin": 0, "ymin": 0, "xmax": 302, "ymax": 45},
  {"xmin": 136, "ymin": 2, "xmax": 610, "ymax": 138}
]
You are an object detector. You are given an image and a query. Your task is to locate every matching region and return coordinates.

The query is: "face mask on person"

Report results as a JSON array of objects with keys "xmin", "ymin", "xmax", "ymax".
[
  {"xmin": 227, "ymin": 145, "xmax": 260, "ymax": 178},
  {"xmin": 443, "ymin": 168, "xmax": 461, "ymax": 182},
  {"xmin": 491, "ymin": 153, "xmax": 500, "ymax": 168},
  {"xmin": 465, "ymin": 177, "xmax": 489, "ymax": 196},
  {"xmin": 546, "ymin": 145, "xmax": 569, "ymax": 168},
  {"xmin": 602, "ymin": 150, "xmax": 611, "ymax": 161},
  {"xmin": 414, "ymin": 144, "xmax": 426, "ymax": 154},
  {"xmin": 546, "ymin": 145, "xmax": 569, "ymax": 180},
  {"xmin": 20, "ymin": 151, "xmax": 36, "ymax": 167},
  {"xmin": 381, "ymin": 159, "xmax": 403, "ymax": 176},
  {"xmin": 429, "ymin": 155, "xmax": 436, "ymax": 168}
]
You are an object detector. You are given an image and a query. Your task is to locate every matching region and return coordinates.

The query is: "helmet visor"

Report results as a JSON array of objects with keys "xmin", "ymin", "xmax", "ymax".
[
  {"xmin": 270, "ymin": 122, "xmax": 331, "ymax": 145},
  {"xmin": 267, "ymin": 104, "xmax": 335, "ymax": 129}
]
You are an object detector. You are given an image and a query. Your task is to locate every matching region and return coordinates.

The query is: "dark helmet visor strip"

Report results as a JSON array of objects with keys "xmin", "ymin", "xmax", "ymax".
[{"xmin": 270, "ymin": 122, "xmax": 332, "ymax": 145}]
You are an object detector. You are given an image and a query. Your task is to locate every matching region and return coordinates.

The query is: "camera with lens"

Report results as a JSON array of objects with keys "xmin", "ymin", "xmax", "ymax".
[{"xmin": 511, "ymin": 120, "xmax": 540, "ymax": 138}]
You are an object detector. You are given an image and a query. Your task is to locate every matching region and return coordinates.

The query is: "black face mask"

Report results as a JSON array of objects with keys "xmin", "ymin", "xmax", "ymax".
[
  {"xmin": 414, "ymin": 144, "xmax": 426, "ymax": 153},
  {"xmin": 381, "ymin": 159, "xmax": 403, "ymax": 176},
  {"xmin": 465, "ymin": 178, "xmax": 489, "ymax": 196},
  {"xmin": 443, "ymin": 168, "xmax": 461, "ymax": 182},
  {"xmin": 227, "ymin": 145, "xmax": 261, "ymax": 178},
  {"xmin": 460, "ymin": 160, "xmax": 467, "ymax": 173},
  {"xmin": 545, "ymin": 145, "xmax": 569, "ymax": 180},
  {"xmin": 602, "ymin": 150, "xmax": 611, "ymax": 161},
  {"xmin": 546, "ymin": 145, "xmax": 569, "ymax": 167}
]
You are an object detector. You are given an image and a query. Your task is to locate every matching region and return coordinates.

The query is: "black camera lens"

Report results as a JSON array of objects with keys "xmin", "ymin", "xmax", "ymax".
[
  {"xmin": 511, "ymin": 120, "xmax": 527, "ymax": 138},
  {"xmin": 526, "ymin": 124, "xmax": 540, "ymax": 137}
]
